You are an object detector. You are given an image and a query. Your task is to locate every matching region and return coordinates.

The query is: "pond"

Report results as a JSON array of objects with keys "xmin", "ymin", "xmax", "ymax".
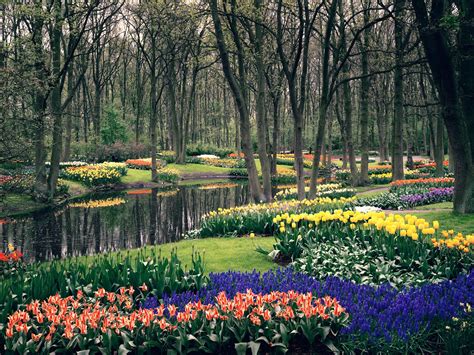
[{"xmin": 0, "ymin": 181, "xmax": 249, "ymax": 262}]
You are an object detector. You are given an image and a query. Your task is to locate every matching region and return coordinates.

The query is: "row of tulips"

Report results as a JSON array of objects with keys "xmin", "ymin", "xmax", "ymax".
[
  {"xmin": 261, "ymin": 210, "xmax": 473, "ymax": 287},
  {"xmin": 0, "ymin": 248, "xmax": 206, "ymax": 341},
  {"xmin": 275, "ymin": 183, "xmax": 356, "ymax": 201},
  {"xmin": 196, "ymin": 197, "xmax": 355, "ymax": 237},
  {"xmin": 5, "ymin": 288, "xmax": 348, "ymax": 354},
  {"xmin": 389, "ymin": 177, "xmax": 454, "ymax": 193}
]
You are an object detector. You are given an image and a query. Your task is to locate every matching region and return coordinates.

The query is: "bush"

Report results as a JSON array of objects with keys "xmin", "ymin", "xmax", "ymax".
[{"xmin": 70, "ymin": 142, "xmax": 150, "ymax": 163}]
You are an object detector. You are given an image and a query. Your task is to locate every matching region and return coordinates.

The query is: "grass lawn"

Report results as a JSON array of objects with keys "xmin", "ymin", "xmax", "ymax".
[
  {"xmin": 121, "ymin": 168, "xmax": 153, "ymax": 184},
  {"xmin": 76, "ymin": 237, "xmax": 276, "ymax": 274},
  {"xmin": 396, "ymin": 210, "xmax": 474, "ymax": 235},
  {"xmin": 414, "ymin": 201, "xmax": 453, "ymax": 210},
  {"xmin": 168, "ymin": 163, "xmax": 232, "ymax": 175}
]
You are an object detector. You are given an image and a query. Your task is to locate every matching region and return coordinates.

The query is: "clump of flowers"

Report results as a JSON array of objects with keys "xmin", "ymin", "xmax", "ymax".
[
  {"xmin": 275, "ymin": 183, "xmax": 356, "ymax": 200},
  {"xmin": 390, "ymin": 177, "xmax": 454, "ymax": 194},
  {"xmin": 5, "ymin": 288, "xmax": 348, "ymax": 354},
  {"xmin": 399, "ymin": 187, "xmax": 453, "ymax": 207},
  {"xmin": 156, "ymin": 167, "xmax": 180, "ymax": 183},
  {"xmin": 197, "ymin": 197, "xmax": 355, "ymax": 237},
  {"xmin": 63, "ymin": 163, "xmax": 126, "ymax": 187},
  {"xmin": 0, "ymin": 244, "xmax": 23, "ymax": 277},
  {"xmin": 125, "ymin": 158, "xmax": 166, "ymax": 170}
]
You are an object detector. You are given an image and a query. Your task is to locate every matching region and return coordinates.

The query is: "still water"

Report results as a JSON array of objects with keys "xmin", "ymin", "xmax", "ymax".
[{"xmin": 0, "ymin": 182, "xmax": 249, "ymax": 262}]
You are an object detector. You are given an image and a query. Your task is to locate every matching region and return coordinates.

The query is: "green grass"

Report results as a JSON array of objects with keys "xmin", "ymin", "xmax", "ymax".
[
  {"xmin": 121, "ymin": 169, "xmax": 153, "ymax": 184},
  {"xmin": 168, "ymin": 163, "xmax": 232, "ymax": 175},
  {"xmin": 396, "ymin": 210, "xmax": 474, "ymax": 235},
  {"xmin": 414, "ymin": 201, "xmax": 453, "ymax": 210},
  {"xmin": 73, "ymin": 237, "xmax": 276, "ymax": 274},
  {"xmin": 178, "ymin": 178, "xmax": 238, "ymax": 186}
]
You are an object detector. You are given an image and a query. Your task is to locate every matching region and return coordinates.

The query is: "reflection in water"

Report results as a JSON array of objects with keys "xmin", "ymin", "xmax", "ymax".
[{"xmin": 0, "ymin": 184, "xmax": 249, "ymax": 262}]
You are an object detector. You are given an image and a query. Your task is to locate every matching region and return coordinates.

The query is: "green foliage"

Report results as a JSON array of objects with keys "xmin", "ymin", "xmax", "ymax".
[
  {"xmin": 0, "ymin": 248, "xmax": 206, "ymax": 330},
  {"xmin": 100, "ymin": 106, "xmax": 128, "ymax": 145}
]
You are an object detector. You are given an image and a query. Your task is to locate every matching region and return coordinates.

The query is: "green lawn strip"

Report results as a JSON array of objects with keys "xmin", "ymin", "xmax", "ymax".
[
  {"xmin": 178, "ymin": 178, "xmax": 238, "ymax": 186},
  {"xmin": 59, "ymin": 237, "xmax": 276, "ymax": 274},
  {"xmin": 168, "ymin": 163, "xmax": 232, "ymax": 175},
  {"xmin": 413, "ymin": 201, "xmax": 453, "ymax": 210},
  {"xmin": 396, "ymin": 210, "xmax": 474, "ymax": 235},
  {"xmin": 121, "ymin": 168, "xmax": 152, "ymax": 184}
]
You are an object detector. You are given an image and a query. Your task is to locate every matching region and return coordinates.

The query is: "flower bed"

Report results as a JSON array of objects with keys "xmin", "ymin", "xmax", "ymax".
[
  {"xmin": 390, "ymin": 177, "xmax": 455, "ymax": 194},
  {"xmin": 200, "ymin": 157, "xmax": 246, "ymax": 169},
  {"xmin": 63, "ymin": 163, "xmax": 127, "ymax": 187},
  {"xmin": 148, "ymin": 268, "xmax": 474, "ymax": 352},
  {"xmin": 264, "ymin": 210, "xmax": 473, "ymax": 287},
  {"xmin": 196, "ymin": 197, "xmax": 355, "ymax": 237},
  {"xmin": 275, "ymin": 183, "xmax": 356, "ymax": 200},
  {"xmin": 6, "ymin": 288, "xmax": 348, "ymax": 354},
  {"xmin": 156, "ymin": 167, "xmax": 180, "ymax": 183},
  {"xmin": 399, "ymin": 187, "xmax": 453, "ymax": 207},
  {"xmin": 125, "ymin": 158, "xmax": 166, "ymax": 170}
]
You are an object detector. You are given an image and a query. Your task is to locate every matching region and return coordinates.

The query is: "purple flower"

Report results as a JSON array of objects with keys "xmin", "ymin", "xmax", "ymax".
[{"xmin": 400, "ymin": 187, "xmax": 454, "ymax": 207}]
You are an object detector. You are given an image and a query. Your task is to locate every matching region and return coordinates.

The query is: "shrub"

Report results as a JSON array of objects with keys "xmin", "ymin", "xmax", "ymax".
[{"xmin": 70, "ymin": 142, "xmax": 150, "ymax": 163}]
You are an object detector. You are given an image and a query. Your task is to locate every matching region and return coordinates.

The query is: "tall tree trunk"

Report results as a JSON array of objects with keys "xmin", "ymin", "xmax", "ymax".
[
  {"xmin": 309, "ymin": 0, "xmax": 338, "ymax": 197},
  {"xmin": 392, "ymin": 0, "xmax": 405, "ymax": 181},
  {"xmin": 411, "ymin": 0, "xmax": 474, "ymax": 213},
  {"xmin": 255, "ymin": 0, "xmax": 272, "ymax": 201},
  {"xmin": 47, "ymin": 0, "xmax": 63, "ymax": 200},
  {"xmin": 434, "ymin": 114, "xmax": 444, "ymax": 176},
  {"xmin": 359, "ymin": 2, "xmax": 370, "ymax": 184},
  {"xmin": 209, "ymin": 0, "xmax": 263, "ymax": 202}
]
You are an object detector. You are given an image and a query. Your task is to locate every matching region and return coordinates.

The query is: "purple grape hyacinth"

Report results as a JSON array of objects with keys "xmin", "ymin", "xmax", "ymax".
[
  {"xmin": 142, "ymin": 268, "xmax": 474, "ymax": 347},
  {"xmin": 400, "ymin": 187, "xmax": 453, "ymax": 207}
]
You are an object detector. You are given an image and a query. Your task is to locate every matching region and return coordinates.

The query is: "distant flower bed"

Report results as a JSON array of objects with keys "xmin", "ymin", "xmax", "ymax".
[
  {"xmin": 200, "ymin": 157, "xmax": 246, "ymax": 169},
  {"xmin": 45, "ymin": 161, "xmax": 87, "ymax": 168},
  {"xmin": 399, "ymin": 187, "xmax": 454, "ymax": 207},
  {"xmin": 126, "ymin": 158, "xmax": 166, "ymax": 170},
  {"xmin": 275, "ymin": 183, "xmax": 356, "ymax": 200},
  {"xmin": 63, "ymin": 163, "xmax": 127, "ymax": 187},
  {"xmin": 390, "ymin": 177, "xmax": 455, "ymax": 194},
  {"xmin": 156, "ymin": 167, "xmax": 180, "ymax": 183},
  {"xmin": 196, "ymin": 197, "xmax": 354, "ymax": 237}
]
